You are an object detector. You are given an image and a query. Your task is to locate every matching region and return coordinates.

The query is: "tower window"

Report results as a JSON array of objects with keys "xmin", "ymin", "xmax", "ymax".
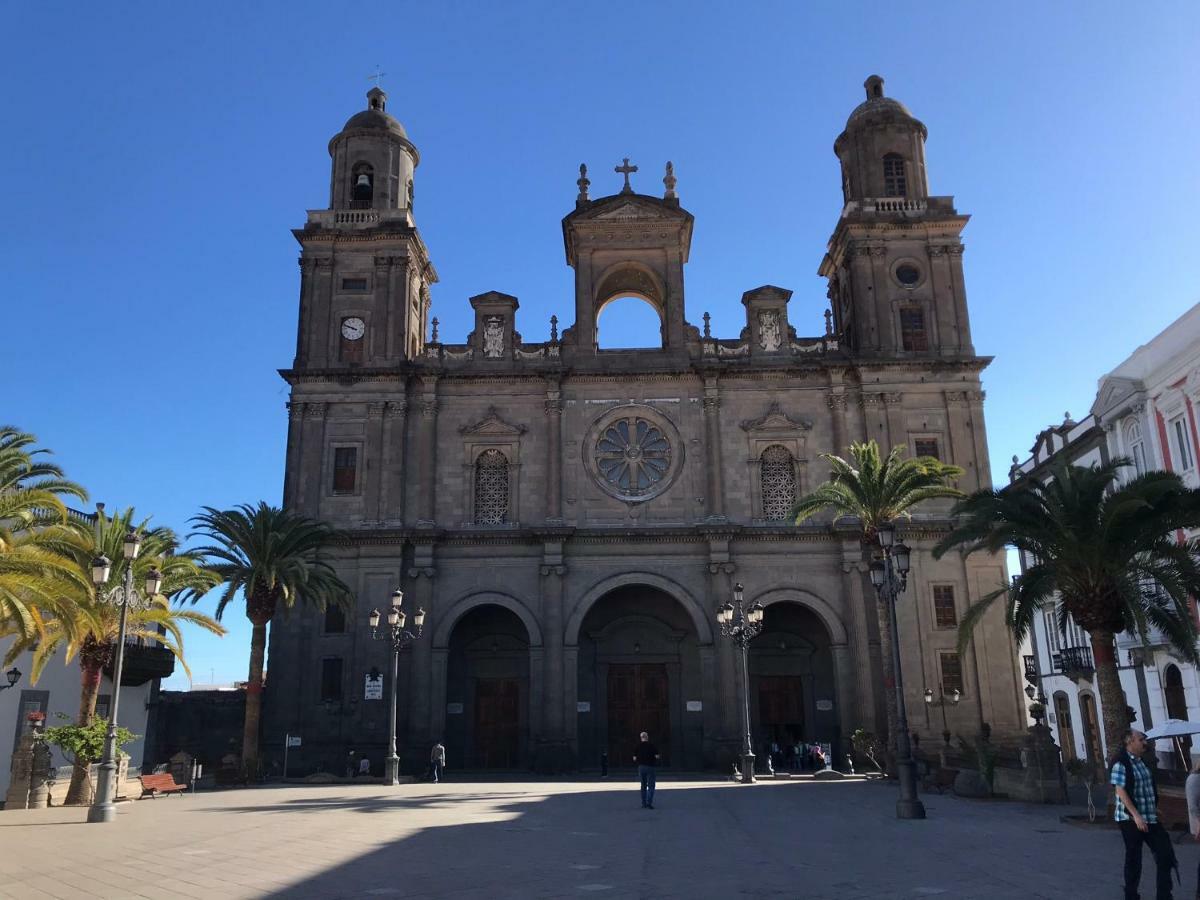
[
  {"xmin": 883, "ymin": 154, "xmax": 907, "ymax": 197},
  {"xmin": 939, "ymin": 652, "xmax": 964, "ymax": 695},
  {"xmin": 914, "ymin": 438, "xmax": 940, "ymax": 460},
  {"xmin": 341, "ymin": 278, "xmax": 368, "ymax": 292},
  {"xmin": 320, "ymin": 657, "xmax": 343, "ymax": 702},
  {"xmin": 332, "ymin": 447, "xmax": 358, "ymax": 494},
  {"xmin": 759, "ymin": 444, "xmax": 797, "ymax": 521},
  {"xmin": 350, "ymin": 164, "xmax": 374, "ymax": 209},
  {"xmin": 473, "ymin": 449, "xmax": 510, "ymax": 525},
  {"xmin": 900, "ymin": 308, "xmax": 929, "ymax": 352},
  {"xmin": 932, "ymin": 585, "xmax": 957, "ymax": 629},
  {"xmin": 323, "ymin": 605, "xmax": 346, "ymax": 634}
]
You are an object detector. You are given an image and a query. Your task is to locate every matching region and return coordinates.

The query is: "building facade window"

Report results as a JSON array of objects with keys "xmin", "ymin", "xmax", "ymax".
[
  {"xmin": 939, "ymin": 652, "xmax": 964, "ymax": 694},
  {"xmin": 883, "ymin": 154, "xmax": 907, "ymax": 197},
  {"xmin": 350, "ymin": 164, "xmax": 373, "ymax": 209},
  {"xmin": 324, "ymin": 605, "xmax": 346, "ymax": 633},
  {"xmin": 11, "ymin": 690, "xmax": 49, "ymax": 754},
  {"xmin": 473, "ymin": 449, "xmax": 510, "ymax": 525},
  {"xmin": 1126, "ymin": 420, "xmax": 1147, "ymax": 475},
  {"xmin": 914, "ymin": 438, "xmax": 940, "ymax": 460},
  {"xmin": 759, "ymin": 444, "xmax": 797, "ymax": 521},
  {"xmin": 332, "ymin": 447, "xmax": 358, "ymax": 494},
  {"xmin": 1172, "ymin": 416, "xmax": 1194, "ymax": 471},
  {"xmin": 95, "ymin": 694, "xmax": 111, "ymax": 720},
  {"xmin": 900, "ymin": 308, "xmax": 928, "ymax": 352},
  {"xmin": 932, "ymin": 585, "xmax": 957, "ymax": 629},
  {"xmin": 320, "ymin": 658, "xmax": 343, "ymax": 702}
]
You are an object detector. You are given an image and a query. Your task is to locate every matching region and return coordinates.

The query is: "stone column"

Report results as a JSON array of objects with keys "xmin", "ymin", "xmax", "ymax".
[
  {"xmin": 307, "ymin": 257, "xmax": 333, "ymax": 366},
  {"xmin": 859, "ymin": 393, "xmax": 888, "ymax": 449},
  {"xmin": 406, "ymin": 547, "xmax": 436, "ymax": 759},
  {"xmin": 847, "ymin": 244, "xmax": 879, "ymax": 353},
  {"xmin": 945, "ymin": 244, "xmax": 974, "ymax": 355},
  {"xmin": 883, "ymin": 392, "xmax": 906, "ymax": 455},
  {"xmin": 297, "ymin": 402, "xmax": 328, "ymax": 518},
  {"xmin": 841, "ymin": 540, "xmax": 883, "ymax": 734},
  {"xmin": 283, "ymin": 401, "xmax": 305, "ymax": 509},
  {"xmin": 416, "ymin": 379, "xmax": 439, "ymax": 527},
  {"xmin": 294, "ymin": 258, "xmax": 316, "ymax": 367},
  {"xmin": 365, "ymin": 401, "xmax": 387, "ymax": 523},
  {"xmin": 828, "ymin": 390, "xmax": 849, "ymax": 457},
  {"xmin": 545, "ymin": 383, "xmax": 564, "ymax": 523},
  {"xmin": 702, "ymin": 377, "xmax": 726, "ymax": 520},
  {"xmin": 381, "ymin": 399, "xmax": 408, "ymax": 524},
  {"xmin": 537, "ymin": 535, "xmax": 569, "ymax": 770}
]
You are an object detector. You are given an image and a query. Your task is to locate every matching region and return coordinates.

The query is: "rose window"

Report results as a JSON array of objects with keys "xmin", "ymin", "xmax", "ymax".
[{"xmin": 594, "ymin": 417, "xmax": 672, "ymax": 498}]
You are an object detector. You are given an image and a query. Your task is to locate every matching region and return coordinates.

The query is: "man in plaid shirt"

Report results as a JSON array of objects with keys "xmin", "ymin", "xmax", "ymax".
[{"xmin": 1111, "ymin": 729, "xmax": 1174, "ymax": 899}]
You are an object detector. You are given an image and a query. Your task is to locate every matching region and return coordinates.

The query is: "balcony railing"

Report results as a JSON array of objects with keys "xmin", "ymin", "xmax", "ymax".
[{"xmin": 1058, "ymin": 646, "xmax": 1095, "ymax": 678}]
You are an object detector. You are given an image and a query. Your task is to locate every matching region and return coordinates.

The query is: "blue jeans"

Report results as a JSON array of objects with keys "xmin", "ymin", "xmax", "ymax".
[{"xmin": 638, "ymin": 765, "xmax": 656, "ymax": 806}]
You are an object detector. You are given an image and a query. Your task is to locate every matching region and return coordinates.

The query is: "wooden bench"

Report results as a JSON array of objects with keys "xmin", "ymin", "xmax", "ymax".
[
  {"xmin": 138, "ymin": 773, "xmax": 187, "ymax": 798},
  {"xmin": 922, "ymin": 768, "xmax": 958, "ymax": 795}
]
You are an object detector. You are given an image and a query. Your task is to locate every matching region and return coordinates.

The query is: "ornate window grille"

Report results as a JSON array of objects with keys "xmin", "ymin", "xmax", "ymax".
[
  {"xmin": 474, "ymin": 449, "xmax": 510, "ymax": 525},
  {"xmin": 883, "ymin": 154, "xmax": 907, "ymax": 197},
  {"xmin": 759, "ymin": 444, "xmax": 796, "ymax": 521}
]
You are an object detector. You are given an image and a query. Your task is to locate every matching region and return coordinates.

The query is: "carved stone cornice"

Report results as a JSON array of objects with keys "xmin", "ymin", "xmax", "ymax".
[
  {"xmin": 928, "ymin": 245, "xmax": 947, "ymax": 257},
  {"xmin": 420, "ymin": 400, "xmax": 439, "ymax": 418},
  {"xmin": 459, "ymin": 407, "xmax": 526, "ymax": 436},
  {"xmin": 304, "ymin": 402, "xmax": 327, "ymax": 419},
  {"xmin": 287, "ymin": 402, "xmax": 305, "ymax": 420},
  {"xmin": 883, "ymin": 392, "xmax": 903, "ymax": 404},
  {"xmin": 367, "ymin": 401, "xmax": 387, "ymax": 418},
  {"xmin": 385, "ymin": 399, "xmax": 408, "ymax": 418},
  {"xmin": 739, "ymin": 402, "xmax": 812, "ymax": 433},
  {"xmin": 702, "ymin": 397, "xmax": 721, "ymax": 413},
  {"xmin": 544, "ymin": 398, "xmax": 565, "ymax": 416},
  {"xmin": 945, "ymin": 389, "xmax": 985, "ymax": 403},
  {"xmin": 859, "ymin": 392, "xmax": 886, "ymax": 407},
  {"xmin": 826, "ymin": 393, "xmax": 849, "ymax": 411},
  {"xmin": 947, "ymin": 244, "xmax": 965, "ymax": 256}
]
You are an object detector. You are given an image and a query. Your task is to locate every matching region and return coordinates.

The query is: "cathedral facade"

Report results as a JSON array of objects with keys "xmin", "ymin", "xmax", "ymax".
[{"xmin": 264, "ymin": 76, "xmax": 1025, "ymax": 774}]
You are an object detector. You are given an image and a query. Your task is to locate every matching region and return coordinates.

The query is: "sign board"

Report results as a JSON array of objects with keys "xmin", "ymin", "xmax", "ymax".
[
  {"xmin": 816, "ymin": 699, "xmax": 833, "ymax": 712},
  {"xmin": 286, "ymin": 736, "xmax": 302, "ymax": 748},
  {"xmin": 685, "ymin": 700, "xmax": 703, "ymax": 712},
  {"xmin": 364, "ymin": 674, "xmax": 384, "ymax": 701},
  {"xmin": 576, "ymin": 701, "xmax": 591, "ymax": 713},
  {"xmin": 446, "ymin": 702, "xmax": 464, "ymax": 715}
]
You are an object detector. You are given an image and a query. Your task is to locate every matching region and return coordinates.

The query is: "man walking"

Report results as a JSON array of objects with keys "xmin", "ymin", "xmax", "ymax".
[
  {"xmin": 431, "ymin": 740, "xmax": 446, "ymax": 784},
  {"xmin": 633, "ymin": 732, "xmax": 659, "ymax": 809},
  {"xmin": 1111, "ymin": 729, "xmax": 1175, "ymax": 900}
]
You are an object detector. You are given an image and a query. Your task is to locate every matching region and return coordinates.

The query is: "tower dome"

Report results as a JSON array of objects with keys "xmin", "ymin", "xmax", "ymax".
[
  {"xmin": 326, "ymin": 88, "xmax": 419, "ymax": 213},
  {"xmin": 834, "ymin": 76, "xmax": 929, "ymax": 203}
]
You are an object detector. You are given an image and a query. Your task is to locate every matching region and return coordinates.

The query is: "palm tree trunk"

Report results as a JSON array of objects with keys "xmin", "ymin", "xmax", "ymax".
[
  {"xmin": 1091, "ymin": 631, "xmax": 1131, "ymax": 762},
  {"xmin": 874, "ymin": 593, "xmax": 899, "ymax": 775},
  {"xmin": 65, "ymin": 662, "xmax": 103, "ymax": 806},
  {"xmin": 242, "ymin": 616, "xmax": 269, "ymax": 779}
]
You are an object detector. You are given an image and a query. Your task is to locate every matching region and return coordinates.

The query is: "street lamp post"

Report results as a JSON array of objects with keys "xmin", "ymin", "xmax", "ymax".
[
  {"xmin": 923, "ymin": 686, "xmax": 962, "ymax": 748},
  {"xmin": 868, "ymin": 522, "xmax": 925, "ymax": 820},
  {"xmin": 0, "ymin": 667, "xmax": 21, "ymax": 691},
  {"xmin": 87, "ymin": 531, "xmax": 162, "ymax": 824},
  {"xmin": 717, "ymin": 583, "xmax": 765, "ymax": 784},
  {"xmin": 368, "ymin": 589, "xmax": 425, "ymax": 786}
]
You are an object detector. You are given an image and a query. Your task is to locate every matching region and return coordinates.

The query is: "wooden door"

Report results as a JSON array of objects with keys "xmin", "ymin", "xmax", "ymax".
[
  {"xmin": 1080, "ymin": 693, "xmax": 1103, "ymax": 767},
  {"xmin": 608, "ymin": 664, "xmax": 670, "ymax": 766},
  {"xmin": 474, "ymin": 678, "xmax": 520, "ymax": 769},
  {"xmin": 757, "ymin": 676, "xmax": 804, "ymax": 744},
  {"xmin": 1053, "ymin": 693, "xmax": 1077, "ymax": 763}
]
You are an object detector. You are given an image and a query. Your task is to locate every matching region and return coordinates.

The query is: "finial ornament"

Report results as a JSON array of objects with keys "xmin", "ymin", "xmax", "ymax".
[
  {"xmin": 576, "ymin": 164, "xmax": 590, "ymax": 204},
  {"xmin": 702, "ymin": 311, "xmax": 712, "ymax": 339},
  {"xmin": 368, "ymin": 66, "xmax": 387, "ymax": 88},
  {"xmin": 663, "ymin": 161, "xmax": 677, "ymax": 200},
  {"xmin": 615, "ymin": 158, "xmax": 638, "ymax": 194},
  {"xmin": 431, "ymin": 317, "xmax": 439, "ymax": 343},
  {"xmin": 824, "ymin": 309, "xmax": 834, "ymax": 336},
  {"xmin": 550, "ymin": 314, "xmax": 559, "ymax": 342}
]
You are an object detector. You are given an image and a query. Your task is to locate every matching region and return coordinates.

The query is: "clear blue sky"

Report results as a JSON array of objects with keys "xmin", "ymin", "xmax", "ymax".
[{"xmin": 4, "ymin": 2, "xmax": 1198, "ymax": 689}]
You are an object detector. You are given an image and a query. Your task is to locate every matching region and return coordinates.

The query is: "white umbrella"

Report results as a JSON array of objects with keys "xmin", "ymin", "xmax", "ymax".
[
  {"xmin": 1145, "ymin": 719, "xmax": 1200, "ymax": 739},
  {"xmin": 1144, "ymin": 719, "xmax": 1200, "ymax": 769}
]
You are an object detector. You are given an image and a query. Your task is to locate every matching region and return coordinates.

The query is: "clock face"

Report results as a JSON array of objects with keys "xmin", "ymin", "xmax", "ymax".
[{"xmin": 341, "ymin": 317, "xmax": 366, "ymax": 341}]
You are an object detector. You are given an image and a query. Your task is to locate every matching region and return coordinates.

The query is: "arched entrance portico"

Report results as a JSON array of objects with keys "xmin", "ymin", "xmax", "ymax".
[
  {"xmin": 432, "ymin": 594, "xmax": 542, "ymax": 770},
  {"xmin": 570, "ymin": 581, "xmax": 709, "ymax": 770}
]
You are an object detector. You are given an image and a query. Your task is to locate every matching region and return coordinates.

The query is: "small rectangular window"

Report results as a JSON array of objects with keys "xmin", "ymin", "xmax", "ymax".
[
  {"xmin": 1172, "ymin": 417, "xmax": 1193, "ymax": 471},
  {"xmin": 95, "ymin": 694, "xmax": 111, "ymax": 721},
  {"xmin": 932, "ymin": 585, "xmax": 957, "ymax": 629},
  {"xmin": 914, "ymin": 438, "xmax": 940, "ymax": 461},
  {"xmin": 12, "ymin": 690, "xmax": 49, "ymax": 754},
  {"xmin": 900, "ymin": 308, "xmax": 928, "ymax": 352},
  {"xmin": 332, "ymin": 447, "xmax": 358, "ymax": 494},
  {"xmin": 341, "ymin": 278, "xmax": 368, "ymax": 292},
  {"xmin": 320, "ymin": 658, "xmax": 343, "ymax": 702},
  {"xmin": 939, "ymin": 652, "xmax": 964, "ymax": 695},
  {"xmin": 324, "ymin": 605, "xmax": 346, "ymax": 634}
]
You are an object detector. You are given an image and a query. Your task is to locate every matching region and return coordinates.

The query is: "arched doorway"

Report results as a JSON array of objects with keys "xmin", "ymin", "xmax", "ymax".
[
  {"xmin": 1164, "ymin": 664, "xmax": 1191, "ymax": 768},
  {"xmin": 444, "ymin": 605, "xmax": 532, "ymax": 769},
  {"xmin": 1079, "ymin": 693, "xmax": 1104, "ymax": 766},
  {"xmin": 1053, "ymin": 691, "xmax": 1077, "ymax": 763},
  {"xmin": 748, "ymin": 603, "xmax": 838, "ymax": 769},
  {"xmin": 576, "ymin": 585, "xmax": 704, "ymax": 770}
]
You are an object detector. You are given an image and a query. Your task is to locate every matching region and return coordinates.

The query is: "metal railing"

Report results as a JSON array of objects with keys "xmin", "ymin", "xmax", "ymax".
[{"xmin": 1058, "ymin": 646, "xmax": 1094, "ymax": 675}]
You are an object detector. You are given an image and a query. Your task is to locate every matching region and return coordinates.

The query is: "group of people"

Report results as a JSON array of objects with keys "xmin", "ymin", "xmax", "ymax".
[
  {"xmin": 765, "ymin": 739, "xmax": 828, "ymax": 772},
  {"xmin": 1111, "ymin": 727, "xmax": 1200, "ymax": 899}
]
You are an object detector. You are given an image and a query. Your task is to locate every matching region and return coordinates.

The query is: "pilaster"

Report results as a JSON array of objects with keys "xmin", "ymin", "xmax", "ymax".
[{"xmin": 702, "ymin": 376, "xmax": 726, "ymax": 520}]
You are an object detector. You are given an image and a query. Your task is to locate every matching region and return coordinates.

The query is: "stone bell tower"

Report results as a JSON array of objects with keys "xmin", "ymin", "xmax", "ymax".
[
  {"xmin": 820, "ymin": 75, "xmax": 974, "ymax": 359},
  {"xmin": 559, "ymin": 160, "xmax": 694, "ymax": 360},
  {"xmin": 291, "ymin": 88, "xmax": 437, "ymax": 370}
]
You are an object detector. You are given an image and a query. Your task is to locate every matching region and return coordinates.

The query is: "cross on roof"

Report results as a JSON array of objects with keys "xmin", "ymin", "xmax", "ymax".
[
  {"xmin": 368, "ymin": 66, "xmax": 387, "ymax": 88},
  {"xmin": 615, "ymin": 158, "xmax": 638, "ymax": 194}
]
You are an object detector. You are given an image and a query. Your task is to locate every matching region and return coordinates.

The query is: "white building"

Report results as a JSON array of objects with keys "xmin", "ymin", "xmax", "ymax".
[{"xmin": 1013, "ymin": 302, "xmax": 1200, "ymax": 772}]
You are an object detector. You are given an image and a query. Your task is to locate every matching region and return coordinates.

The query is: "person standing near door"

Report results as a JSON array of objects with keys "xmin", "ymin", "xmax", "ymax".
[
  {"xmin": 1111, "ymin": 729, "xmax": 1175, "ymax": 900},
  {"xmin": 431, "ymin": 740, "xmax": 446, "ymax": 784},
  {"xmin": 634, "ymin": 731, "xmax": 659, "ymax": 809}
]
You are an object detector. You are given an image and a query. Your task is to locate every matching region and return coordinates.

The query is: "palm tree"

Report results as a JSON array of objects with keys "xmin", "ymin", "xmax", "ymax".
[
  {"xmin": 793, "ymin": 440, "xmax": 964, "ymax": 762},
  {"xmin": 935, "ymin": 459, "xmax": 1200, "ymax": 760},
  {"xmin": 0, "ymin": 426, "xmax": 90, "ymax": 639},
  {"xmin": 4, "ymin": 507, "xmax": 225, "ymax": 804},
  {"xmin": 190, "ymin": 503, "xmax": 351, "ymax": 777}
]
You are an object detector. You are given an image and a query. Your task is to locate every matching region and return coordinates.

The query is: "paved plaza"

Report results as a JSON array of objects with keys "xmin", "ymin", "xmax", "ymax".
[{"xmin": 0, "ymin": 776, "xmax": 1187, "ymax": 899}]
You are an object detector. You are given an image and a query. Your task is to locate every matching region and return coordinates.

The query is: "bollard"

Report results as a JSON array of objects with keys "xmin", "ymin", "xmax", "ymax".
[{"xmin": 600, "ymin": 752, "xmax": 608, "ymax": 778}]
